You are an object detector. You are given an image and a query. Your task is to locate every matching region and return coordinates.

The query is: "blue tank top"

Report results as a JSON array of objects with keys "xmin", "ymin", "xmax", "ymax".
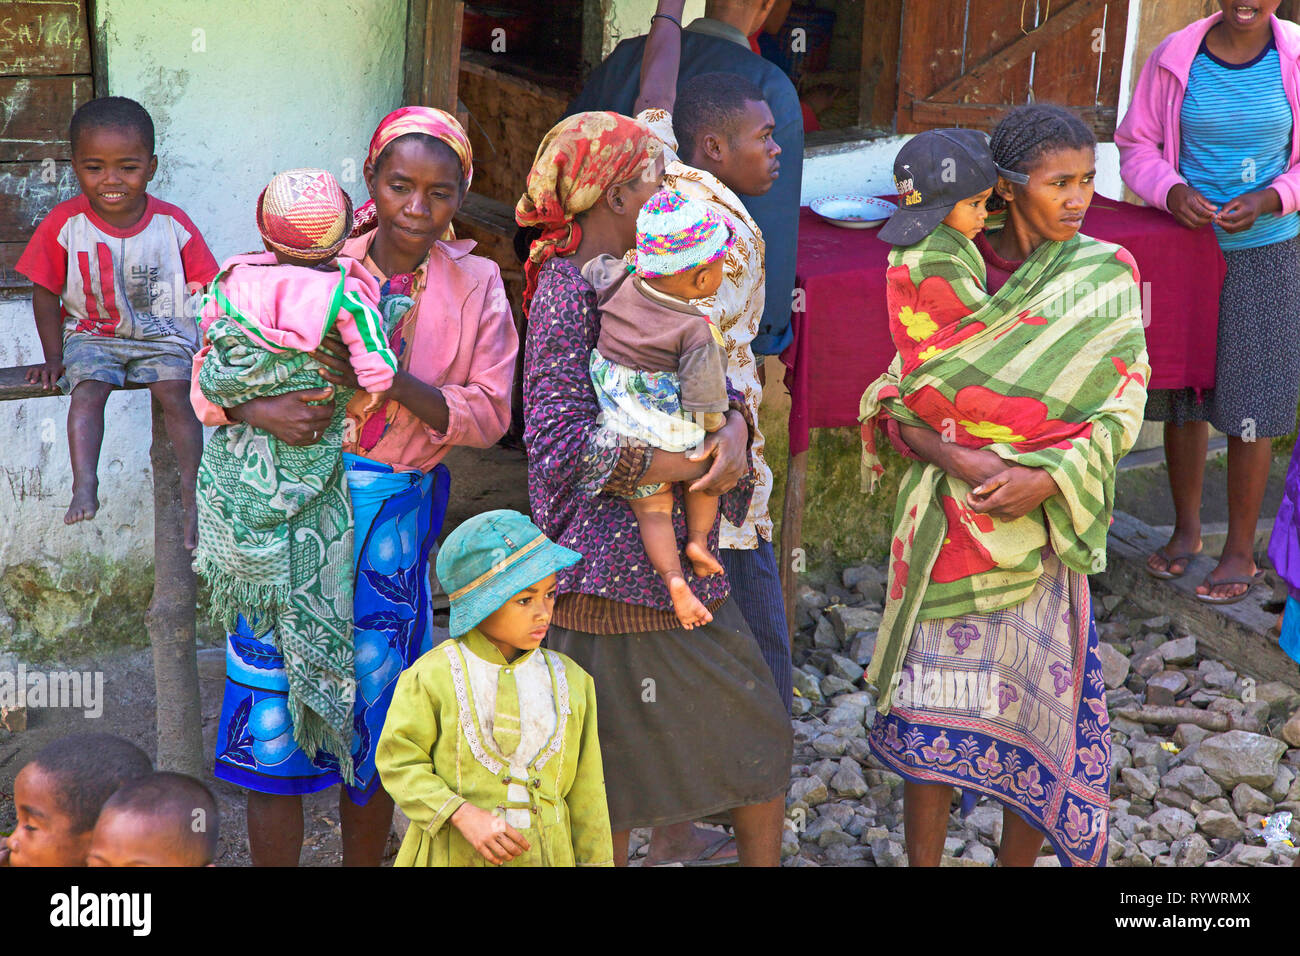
[{"xmin": 1179, "ymin": 36, "xmax": 1299, "ymax": 250}]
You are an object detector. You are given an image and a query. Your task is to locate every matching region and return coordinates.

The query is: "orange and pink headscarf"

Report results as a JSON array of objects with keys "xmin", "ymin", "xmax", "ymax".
[
  {"xmin": 351, "ymin": 106, "xmax": 474, "ymax": 241},
  {"xmin": 515, "ymin": 111, "xmax": 662, "ymax": 313}
]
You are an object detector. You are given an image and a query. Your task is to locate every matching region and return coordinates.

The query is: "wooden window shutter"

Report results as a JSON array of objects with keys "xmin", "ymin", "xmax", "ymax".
[
  {"xmin": 897, "ymin": 0, "xmax": 1129, "ymax": 138},
  {"xmin": 0, "ymin": 0, "xmax": 93, "ymax": 288}
]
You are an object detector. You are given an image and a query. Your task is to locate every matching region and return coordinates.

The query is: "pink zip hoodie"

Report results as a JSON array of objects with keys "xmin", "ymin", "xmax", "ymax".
[{"xmin": 1115, "ymin": 11, "xmax": 1300, "ymax": 213}]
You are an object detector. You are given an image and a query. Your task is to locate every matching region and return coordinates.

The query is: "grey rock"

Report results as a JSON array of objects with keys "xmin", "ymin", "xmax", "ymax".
[
  {"xmin": 792, "ymin": 718, "xmax": 826, "ymax": 747},
  {"xmin": 1111, "ymin": 743, "xmax": 1133, "ymax": 774},
  {"xmin": 1120, "ymin": 766, "xmax": 1159, "ymax": 801},
  {"xmin": 831, "ymin": 605, "xmax": 883, "ymax": 643},
  {"xmin": 811, "ymin": 733, "xmax": 848, "ymax": 757},
  {"xmin": 1098, "ymin": 641, "xmax": 1132, "ymax": 689},
  {"xmin": 809, "ymin": 758, "xmax": 839, "ymax": 783},
  {"xmin": 1153, "ymin": 788, "xmax": 1194, "ymax": 812},
  {"xmin": 797, "ymin": 586, "xmax": 830, "ymax": 611},
  {"xmin": 1101, "ymin": 594, "xmax": 1124, "ymax": 615},
  {"xmin": 813, "ymin": 615, "xmax": 839, "ymax": 649},
  {"xmin": 1142, "ymin": 615, "xmax": 1172, "ymax": 631},
  {"xmin": 1228, "ymin": 844, "xmax": 1273, "ymax": 866},
  {"xmin": 1158, "ymin": 635, "xmax": 1197, "ymax": 665},
  {"xmin": 807, "ymin": 816, "xmax": 855, "ymax": 848},
  {"xmin": 791, "ymin": 696, "xmax": 813, "ymax": 716},
  {"xmin": 847, "ymin": 631, "xmax": 877, "ymax": 666},
  {"xmin": 1146, "ymin": 670, "xmax": 1189, "ymax": 707},
  {"xmin": 964, "ymin": 804, "xmax": 1003, "ymax": 845},
  {"xmin": 1174, "ymin": 724, "xmax": 1212, "ymax": 749},
  {"xmin": 961, "ymin": 843, "xmax": 995, "ymax": 865},
  {"xmin": 1111, "ymin": 716, "xmax": 1146, "ymax": 739},
  {"xmin": 1281, "ymin": 708, "xmax": 1300, "ymax": 748},
  {"xmin": 824, "ymin": 844, "xmax": 871, "ymax": 864},
  {"xmin": 825, "ymin": 702, "xmax": 867, "ymax": 728},
  {"xmin": 1131, "ymin": 741, "xmax": 1172, "ymax": 774},
  {"xmin": 1133, "ymin": 652, "xmax": 1165, "ymax": 679},
  {"xmin": 943, "ymin": 835, "xmax": 965, "ymax": 856},
  {"xmin": 845, "ymin": 736, "xmax": 873, "ymax": 762},
  {"xmin": 1199, "ymin": 659, "xmax": 1238, "ymax": 690},
  {"xmin": 818, "ymin": 803, "xmax": 856, "ymax": 830},
  {"xmin": 1255, "ymin": 681, "xmax": 1300, "ymax": 719},
  {"xmin": 1138, "ymin": 839, "xmax": 1170, "ymax": 858},
  {"xmin": 843, "ymin": 563, "xmax": 887, "ymax": 595},
  {"xmin": 1192, "ymin": 730, "xmax": 1288, "ymax": 788},
  {"xmin": 1268, "ymin": 765, "xmax": 1297, "ymax": 803},
  {"xmin": 1195, "ymin": 808, "xmax": 1244, "ymax": 841},
  {"xmin": 845, "ymin": 813, "xmax": 872, "ymax": 838},
  {"xmin": 1148, "ymin": 807, "xmax": 1196, "ymax": 841},
  {"xmin": 820, "ymin": 675, "xmax": 857, "ymax": 698},
  {"xmin": 829, "ymin": 653, "xmax": 863, "ymax": 683},
  {"xmin": 791, "ymin": 667, "xmax": 823, "ymax": 702},
  {"xmin": 869, "ymin": 837, "xmax": 907, "ymax": 867},
  {"xmin": 830, "ymin": 762, "xmax": 869, "ymax": 799},
  {"xmin": 1205, "ymin": 796, "xmax": 1234, "ymax": 816},
  {"xmin": 780, "ymin": 828, "xmax": 800, "ymax": 859},
  {"xmin": 1231, "ymin": 783, "xmax": 1273, "ymax": 817},
  {"xmin": 1112, "ymin": 813, "xmax": 1141, "ymax": 840},
  {"xmin": 789, "ymin": 776, "xmax": 829, "ymax": 807},
  {"xmin": 1164, "ymin": 765, "xmax": 1222, "ymax": 802}
]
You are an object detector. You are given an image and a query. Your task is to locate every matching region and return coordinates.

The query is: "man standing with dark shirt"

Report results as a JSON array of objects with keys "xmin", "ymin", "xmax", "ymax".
[{"xmin": 567, "ymin": 0, "xmax": 802, "ymax": 359}]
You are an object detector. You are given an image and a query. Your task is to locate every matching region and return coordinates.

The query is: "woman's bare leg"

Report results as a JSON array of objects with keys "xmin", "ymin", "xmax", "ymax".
[
  {"xmin": 247, "ymin": 791, "xmax": 304, "ymax": 866},
  {"xmin": 1198, "ymin": 435, "xmax": 1271, "ymax": 600},
  {"xmin": 339, "ymin": 785, "xmax": 395, "ymax": 866},
  {"xmin": 997, "ymin": 807, "xmax": 1046, "ymax": 866},
  {"xmin": 1148, "ymin": 421, "xmax": 1207, "ymax": 575},
  {"xmin": 903, "ymin": 780, "xmax": 953, "ymax": 866},
  {"xmin": 612, "ymin": 829, "xmax": 631, "ymax": 867},
  {"xmin": 729, "ymin": 794, "xmax": 785, "ymax": 866}
]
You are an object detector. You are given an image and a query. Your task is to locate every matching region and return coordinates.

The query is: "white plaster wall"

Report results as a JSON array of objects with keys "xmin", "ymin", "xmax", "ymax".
[
  {"xmin": 801, "ymin": 137, "xmax": 1125, "ymax": 205},
  {"xmin": 0, "ymin": 0, "xmax": 406, "ymax": 580}
]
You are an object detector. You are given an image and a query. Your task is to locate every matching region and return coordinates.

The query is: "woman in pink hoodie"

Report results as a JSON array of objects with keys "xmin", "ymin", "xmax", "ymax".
[
  {"xmin": 1116, "ymin": 1, "xmax": 1300, "ymax": 605},
  {"xmin": 191, "ymin": 108, "xmax": 518, "ymax": 866}
]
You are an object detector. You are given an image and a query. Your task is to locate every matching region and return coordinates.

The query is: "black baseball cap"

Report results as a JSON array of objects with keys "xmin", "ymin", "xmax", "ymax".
[{"xmin": 879, "ymin": 129, "xmax": 1000, "ymax": 246}]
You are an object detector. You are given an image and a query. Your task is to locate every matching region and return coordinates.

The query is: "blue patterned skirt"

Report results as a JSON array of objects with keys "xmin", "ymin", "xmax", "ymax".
[
  {"xmin": 867, "ymin": 551, "xmax": 1111, "ymax": 866},
  {"xmin": 214, "ymin": 453, "xmax": 451, "ymax": 803}
]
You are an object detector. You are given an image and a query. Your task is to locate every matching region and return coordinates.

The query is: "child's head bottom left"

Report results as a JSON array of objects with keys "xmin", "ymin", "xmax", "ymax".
[{"xmin": 8, "ymin": 733, "xmax": 152, "ymax": 867}]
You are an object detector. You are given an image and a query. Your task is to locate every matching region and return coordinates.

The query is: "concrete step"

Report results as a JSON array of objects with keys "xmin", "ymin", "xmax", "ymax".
[{"xmin": 1098, "ymin": 509, "xmax": 1299, "ymax": 690}]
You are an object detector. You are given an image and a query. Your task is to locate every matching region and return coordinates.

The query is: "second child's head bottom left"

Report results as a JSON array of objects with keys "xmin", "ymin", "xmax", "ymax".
[{"xmin": 436, "ymin": 510, "xmax": 582, "ymax": 661}]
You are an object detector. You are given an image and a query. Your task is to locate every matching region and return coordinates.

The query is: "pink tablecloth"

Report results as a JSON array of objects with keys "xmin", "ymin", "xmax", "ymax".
[{"xmin": 780, "ymin": 196, "xmax": 1226, "ymax": 455}]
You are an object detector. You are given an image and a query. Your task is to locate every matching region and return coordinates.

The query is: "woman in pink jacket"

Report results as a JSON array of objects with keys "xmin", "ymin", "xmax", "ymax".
[
  {"xmin": 1116, "ymin": 0, "xmax": 1300, "ymax": 605},
  {"xmin": 191, "ymin": 107, "xmax": 518, "ymax": 865}
]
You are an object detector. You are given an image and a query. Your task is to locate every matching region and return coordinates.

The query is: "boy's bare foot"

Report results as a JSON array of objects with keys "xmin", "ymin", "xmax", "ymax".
[
  {"xmin": 667, "ymin": 576, "xmax": 713, "ymax": 629},
  {"xmin": 65, "ymin": 486, "xmax": 99, "ymax": 525},
  {"xmin": 685, "ymin": 538, "xmax": 724, "ymax": 577}
]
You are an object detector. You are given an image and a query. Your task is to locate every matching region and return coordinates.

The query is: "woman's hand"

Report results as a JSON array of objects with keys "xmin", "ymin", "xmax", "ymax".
[
  {"xmin": 686, "ymin": 410, "xmax": 749, "ymax": 495},
  {"xmin": 228, "ymin": 388, "xmax": 335, "ymax": 445},
  {"xmin": 450, "ymin": 803, "xmax": 531, "ymax": 865},
  {"xmin": 1216, "ymin": 188, "xmax": 1282, "ymax": 234},
  {"xmin": 1166, "ymin": 183, "xmax": 1219, "ymax": 229},
  {"xmin": 965, "ymin": 466, "xmax": 1060, "ymax": 520},
  {"xmin": 897, "ymin": 423, "xmax": 1007, "ymax": 487}
]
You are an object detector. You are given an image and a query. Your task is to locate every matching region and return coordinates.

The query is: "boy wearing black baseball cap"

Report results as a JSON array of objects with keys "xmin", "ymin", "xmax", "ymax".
[{"xmin": 880, "ymin": 128, "xmax": 1015, "ymax": 246}]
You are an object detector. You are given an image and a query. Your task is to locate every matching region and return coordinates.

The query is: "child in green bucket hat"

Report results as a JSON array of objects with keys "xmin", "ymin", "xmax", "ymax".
[{"xmin": 376, "ymin": 509, "xmax": 614, "ymax": 866}]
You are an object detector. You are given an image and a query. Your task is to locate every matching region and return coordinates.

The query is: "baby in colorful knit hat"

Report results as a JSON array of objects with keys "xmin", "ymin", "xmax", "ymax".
[{"xmin": 583, "ymin": 188, "xmax": 735, "ymax": 629}]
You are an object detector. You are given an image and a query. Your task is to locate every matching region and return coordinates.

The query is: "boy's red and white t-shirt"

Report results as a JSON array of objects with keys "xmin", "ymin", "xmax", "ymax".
[{"xmin": 16, "ymin": 193, "xmax": 219, "ymax": 348}]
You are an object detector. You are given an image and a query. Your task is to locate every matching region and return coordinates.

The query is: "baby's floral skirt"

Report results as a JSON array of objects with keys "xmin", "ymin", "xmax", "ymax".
[
  {"xmin": 214, "ymin": 454, "xmax": 450, "ymax": 802},
  {"xmin": 589, "ymin": 347, "xmax": 705, "ymax": 454},
  {"xmin": 867, "ymin": 551, "xmax": 1111, "ymax": 866}
]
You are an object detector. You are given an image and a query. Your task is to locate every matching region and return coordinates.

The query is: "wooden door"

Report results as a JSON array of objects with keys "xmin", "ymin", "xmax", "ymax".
[
  {"xmin": 897, "ymin": 0, "xmax": 1129, "ymax": 137},
  {"xmin": 0, "ymin": 0, "xmax": 93, "ymax": 287}
]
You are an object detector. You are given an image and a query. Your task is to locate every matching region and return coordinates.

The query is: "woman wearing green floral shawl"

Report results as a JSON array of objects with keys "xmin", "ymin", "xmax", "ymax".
[{"xmin": 860, "ymin": 106, "xmax": 1148, "ymax": 868}]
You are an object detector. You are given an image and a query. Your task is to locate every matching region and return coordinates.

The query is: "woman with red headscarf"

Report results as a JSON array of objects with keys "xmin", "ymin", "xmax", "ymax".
[
  {"xmin": 518, "ymin": 4, "xmax": 791, "ymax": 866},
  {"xmin": 192, "ymin": 107, "xmax": 518, "ymax": 865}
]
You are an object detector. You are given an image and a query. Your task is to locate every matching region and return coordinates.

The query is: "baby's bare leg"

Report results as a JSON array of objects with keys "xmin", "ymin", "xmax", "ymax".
[
  {"xmin": 627, "ymin": 487, "xmax": 713, "ymax": 629},
  {"xmin": 149, "ymin": 379, "xmax": 203, "ymax": 550},
  {"xmin": 65, "ymin": 380, "xmax": 115, "ymax": 525},
  {"xmin": 683, "ymin": 488, "xmax": 723, "ymax": 577}
]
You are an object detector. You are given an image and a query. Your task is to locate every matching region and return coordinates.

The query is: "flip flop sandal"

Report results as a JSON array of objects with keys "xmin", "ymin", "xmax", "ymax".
[
  {"xmin": 678, "ymin": 833, "xmax": 739, "ymax": 867},
  {"xmin": 1146, "ymin": 545, "xmax": 1201, "ymax": 580},
  {"xmin": 1195, "ymin": 570, "xmax": 1266, "ymax": 606}
]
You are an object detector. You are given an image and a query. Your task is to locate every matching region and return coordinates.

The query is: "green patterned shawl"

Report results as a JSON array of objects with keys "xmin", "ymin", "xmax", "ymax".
[
  {"xmin": 859, "ymin": 223, "xmax": 1149, "ymax": 715},
  {"xmin": 192, "ymin": 292, "xmax": 369, "ymax": 783}
]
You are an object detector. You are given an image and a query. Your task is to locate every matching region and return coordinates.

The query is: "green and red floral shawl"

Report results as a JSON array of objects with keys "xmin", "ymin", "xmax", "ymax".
[{"xmin": 859, "ymin": 221, "xmax": 1149, "ymax": 714}]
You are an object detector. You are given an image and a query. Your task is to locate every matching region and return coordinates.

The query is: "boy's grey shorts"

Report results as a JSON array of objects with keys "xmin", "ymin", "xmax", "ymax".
[{"xmin": 58, "ymin": 332, "xmax": 195, "ymax": 394}]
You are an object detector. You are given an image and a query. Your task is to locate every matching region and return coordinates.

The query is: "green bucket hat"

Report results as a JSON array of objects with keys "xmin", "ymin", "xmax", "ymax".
[{"xmin": 436, "ymin": 510, "xmax": 582, "ymax": 638}]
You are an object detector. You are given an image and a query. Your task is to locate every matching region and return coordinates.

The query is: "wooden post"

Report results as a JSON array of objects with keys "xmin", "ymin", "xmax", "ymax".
[
  {"xmin": 421, "ymin": 0, "xmax": 464, "ymax": 115},
  {"xmin": 145, "ymin": 394, "xmax": 203, "ymax": 775},
  {"xmin": 779, "ymin": 447, "xmax": 808, "ymax": 641}
]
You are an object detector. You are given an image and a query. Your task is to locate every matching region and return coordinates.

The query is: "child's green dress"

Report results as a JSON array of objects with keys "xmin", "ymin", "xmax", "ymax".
[{"xmin": 377, "ymin": 629, "xmax": 613, "ymax": 866}]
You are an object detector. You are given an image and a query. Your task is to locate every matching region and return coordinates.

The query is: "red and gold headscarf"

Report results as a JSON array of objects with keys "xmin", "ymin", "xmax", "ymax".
[
  {"xmin": 351, "ymin": 105, "xmax": 474, "ymax": 240},
  {"xmin": 515, "ymin": 111, "xmax": 662, "ymax": 313}
]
